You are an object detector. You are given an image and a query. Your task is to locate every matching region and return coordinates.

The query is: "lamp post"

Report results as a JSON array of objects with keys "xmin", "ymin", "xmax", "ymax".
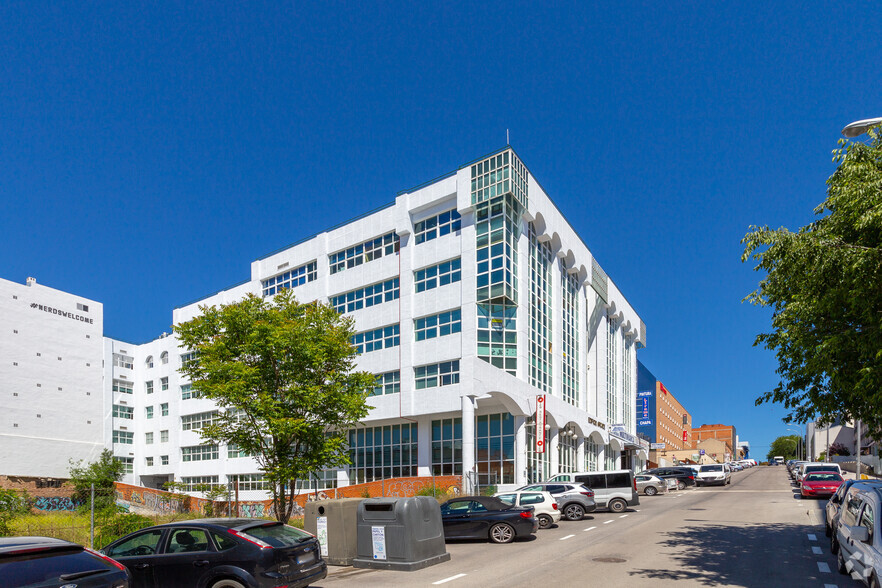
[{"xmin": 786, "ymin": 427, "xmax": 804, "ymax": 460}]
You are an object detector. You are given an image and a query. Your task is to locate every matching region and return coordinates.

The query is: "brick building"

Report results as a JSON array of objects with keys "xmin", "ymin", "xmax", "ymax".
[
  {"xmin": 636, "ymin": 361, "xmax": 692, "ymax": 467},
  {"xmin": 692, "ymin": 424, "xmax": 737, "ymax": 461}
]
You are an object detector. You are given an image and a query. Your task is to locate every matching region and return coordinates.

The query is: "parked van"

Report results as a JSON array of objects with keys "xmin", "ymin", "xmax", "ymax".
[
  {"xmin": 797, "ymin": 462, "xmax": 843, "ymax": 484},
  {"xmin": 546, "ymin": 470, "xmax": 639, "ymax": 513}
]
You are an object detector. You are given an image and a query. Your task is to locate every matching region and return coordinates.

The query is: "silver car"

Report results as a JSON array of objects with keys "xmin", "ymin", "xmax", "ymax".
[
  {"xmin": 635, "ymin": 474, "xmax": 666, "ymax": 496},
  {"xmin": 835, "ymin": 483, "xmax": 882, "ymax": 586},
  {"xmin": 517, "ymin": 483, "xmax": 596, "ymax": 521}
]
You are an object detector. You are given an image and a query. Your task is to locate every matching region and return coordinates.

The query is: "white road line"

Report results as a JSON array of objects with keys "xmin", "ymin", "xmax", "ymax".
[
  {"xmin": 818, "ymin": 562, "xmax": 831, "ymax": 573},
  {"xmin": 583, "ymin": 526, "xmax": 597, "ymax": 532},
  {"xmin": 603, "ymin": 520, "xmax": 614, "ymax": 524},
  {"xmin": 619, "ymin": 514, "xmax": 628, "ymax": 518},
  {"xmin": 560, "ymin": 534, "xmax": 575, "ymax": 541},
  {"xmin": 632, "ymin": 509, "xmax": 640, "ymax": 512},
  {"xmin": 812, "ymin": 546, "xmax": 823, "ymax": 555},
  {"xmin": 433, "ymin": 574, "xmax": 467, "ymax": 585},
  {"xmin": 808, "ymin": 534, "xmax": 818, "ymax": 541}
]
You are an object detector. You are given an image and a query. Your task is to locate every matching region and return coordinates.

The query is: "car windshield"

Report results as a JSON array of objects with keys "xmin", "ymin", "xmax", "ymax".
[
  {"xmin": 806, "ymin": 473, "xmax": 842, "ymax": 482},
  {"xmin": 700, "ymin": 465, "xmax": 723, "ymax": 472}
]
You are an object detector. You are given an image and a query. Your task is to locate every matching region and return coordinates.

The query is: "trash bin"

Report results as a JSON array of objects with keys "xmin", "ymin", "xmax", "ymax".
[
  {"xmin": 304, "ymin": 498, "xmax": 363, "ymax": 566},
  {"xmin": 352, "ymin": 496, "xmax": 450, "ymax": 571}
]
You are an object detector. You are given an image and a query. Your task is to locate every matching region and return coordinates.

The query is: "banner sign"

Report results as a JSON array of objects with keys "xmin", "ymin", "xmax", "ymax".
[{"xmin": 536, "ymin": 395, "xmax": 546, "ymax": 454}]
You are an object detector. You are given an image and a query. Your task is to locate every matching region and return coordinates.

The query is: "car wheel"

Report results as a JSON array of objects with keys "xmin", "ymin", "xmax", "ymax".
[
  {"xmin": 489, "ymin": 522, "xmax": 516, "ymax": 544},
  {"xmin": 870, "ymin": 571, "xmax": 881, "ymax": 588},
  {"xmin": 677, "ymin": 480, "xmax": 686, "ymax": 491},
  {"xmin": 211, "ymin": 580, "xmax": 247, "ymax": 588},
  {"xmin": 563, "ymin": 503, "xmax": 585, "ymax": 521},
  {"xmin": 824, "ymin": 522, "xmax": 831, "ymax": 537},
  {"xmin": 537, "ymin": 514, "xmax": 553, "ymax": 529},
  {"xmin": 837, "ymin": 546, "xmax": 849, "ymax": 575},
  {"xmin": 608, "ymin": 498, "xmax": 627, "ymax": 513},
  {"xmin": 830, "ymin": 532, "xmax": 839, "ymax": 555},
  {"xmin": 644, "ymin": 486, "xmax": 658, "ymax": 496}
]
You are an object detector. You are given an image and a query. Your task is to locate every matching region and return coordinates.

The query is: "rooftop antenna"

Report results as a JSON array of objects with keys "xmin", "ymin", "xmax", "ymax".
[{"xmin": 506, "ymin": 129, "xmax": 510, "ymax": 145}]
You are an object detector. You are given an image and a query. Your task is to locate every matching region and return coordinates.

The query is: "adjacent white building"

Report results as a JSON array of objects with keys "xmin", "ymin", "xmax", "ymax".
[{"xmin": 1, "ymin": 146, "xmax": 647, "ymax": 495}]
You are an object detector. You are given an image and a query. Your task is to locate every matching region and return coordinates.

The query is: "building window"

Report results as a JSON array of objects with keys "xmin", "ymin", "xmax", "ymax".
[
  {"xmin": 112, "ymin": 405, "xmax": 134, "ymax": 420},
  {"xmin": 328, "ymin": 232, "xmax": 399, "ymax": 275},
  {"xmin": 182, "ymin": 411, "xmax": 218, "ymax": 431},
  {"xmin": 475, "ymin": 192, "xmax": 521, "ymax": 303},
  {"xmin": 160, "ymin": 430, "xmax": 169, "ymax": 443},
  {"xmin": 370, "ymin": 371, "xmax": 400, "ymax": 396},
  {"xmin": 348, "ymin": 423, "xmax": 418, "ymax": 484},
  {"xmin": 414, "ymin": 209, "xmax": 461, "ymax": 244},
  {"xmin": 181, "ymin": 384, "xmax": 200, "ymax": 400},
  {"xmin": 145, "ymin": 406, "xmax": 154, "ymax": 420},
  {"xmin": 330, "ymin": 278, "xmax": 400, "ymax": 314},
  {"xmin": 476, "ymin": 413, "xmax": 515, "ymax": 485},
  {"xmin": 415, "ymin": 309, "xmax": 461, "ymax": 341},
  {"xmin": 182, "ymin": 444, "xmax": 219, "ymax": 462},
  {"xmin": 112, "ymin": 353, "xmax": 134, "ymax": 369},
  {"xmin": 180, "ymin": 352, "xmax": 198, "ymax": 368},
  {"xmin": 415, "ymin": 258, "xmax": 461, "ymax": 293},
  {"xmin": 561, "ymin": 266, "xmax": 580, "ymax": 407},
  {"xmin": 114, "ymin": 457, "xmax": 133, "ymax": 474},
  {"xmin": 161, "ymin": 377, "xmax": 168, "ymax": 391},
  {"xmin": 161, "ymin": 455, "xmax": 169, "ymax": 466},
  {"xmin": 77, "ymin": 303, "xmax": 89, "ymax": 312},
  {"xmin": 145, "ymin": 432, "xmax": 154, "ymax": 445},
  {"xmin": 605, "ymin": 444, "xmax": 616, "ymax": 470},
  {"xmin": 180, "ymin": 476, "xmax": 220, "ymax": 491},
  {"xmin": 431, "ymin": 417, "xmax": 462, "ymax": 476},
  {"xmin": 146, "ymin": 380, "xmax": 154, "ymax": 394},
  {"xmin": 477, "ymin": 303, "xmax": 517, "ymax": 375},
  {"xmin": 112, "ymin": 379, "xmax": 133, "ymax": 394},
  {"xmin": 160, "ymin": 352, "xmax": 168, "ymax": 365},
  {"xmin": 558, "ymin": 430, "xmax": 577, "ymax": 474},
  {"xmin": 229, "ymin": 474, "xmax": 268, "ymax": 491},
  {"xmin": 585, "ymin": 438, "xmax": 600, "ymax": 472},
  {"xmin": 146, "ymin": 457, "xmax": 154, "ymax": 467},
  {"xmin": 262, "ymin": 261, "xmax": 318, "ymax": 297},
  {"xmin": 293, "ymin": 470, "xmax": 339, "ymax": 490},
  {"xmin": 529, "ymin": 224, "xmax": 552, "ymax": 392},
  {"xmin": 351, "ymin": 324, "xmax": 400, "ymax": 354},
  {"xmin": 415, "ymin": 360, "xmax": 460, "ymax": 389},
  {"xmin": 161, "ymin": 404, "xmax": 169, "ymax": 417},
  {"xmin": 146, "ymin": 356, "xmax": 153, "ymax": 368},
  {"xmin": 113, "ymin": 430, "xmax": 134, "ymax": 445},
  {"xmin": 470, "ymin": 148, "xmax": 527, "ymax": 209},
  {"xmin": 228, "ymin": 444, "xmax": 249, "ymax": 458}
]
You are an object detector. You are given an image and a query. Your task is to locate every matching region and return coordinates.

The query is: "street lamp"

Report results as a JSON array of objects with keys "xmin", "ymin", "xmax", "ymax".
[
  {"xmin": 786, "ymin": 427, "xmax": 804, "ymax": 460},
  {"xmin": 842, "ymin": 117, "xmax": 882, "ymax": 138}
]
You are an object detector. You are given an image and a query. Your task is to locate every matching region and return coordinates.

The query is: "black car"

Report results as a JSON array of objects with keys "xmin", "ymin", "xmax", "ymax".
[
  {"xmin": 101, "ymin": 518, "xmax": 326, "ymax": 588},
  {"xmin": 0, "ymin": 536, "xmax": 131, "ymax": 588},
  {"xmin": 440, "ymin": 496, "xmax": 537, "ymax": 544},
  {"xmin": 640, "ymin": 467, "xmax": 696, "ymax": 490}
]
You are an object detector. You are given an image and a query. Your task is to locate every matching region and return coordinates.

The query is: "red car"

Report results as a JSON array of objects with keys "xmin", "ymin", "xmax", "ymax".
[{"xmin": 801, "ymin": 472, "xmax": 845, "ymax": 499}]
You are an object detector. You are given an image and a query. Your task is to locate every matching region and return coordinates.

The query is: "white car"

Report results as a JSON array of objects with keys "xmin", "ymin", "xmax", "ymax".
[
  {"xmin": 696, "ymin": 463, "xmax": 731, "ymax": 486},
  {"xmin": 797, "ymin": 462, "xmax": 843, "ymax": 484},
  {"xmin": 494, "ymin": 490, "xmax": 561, "ymax": 530},
  {"xmin": 835, "ymin": 483, "xmax": 882, "ymax": 587}
]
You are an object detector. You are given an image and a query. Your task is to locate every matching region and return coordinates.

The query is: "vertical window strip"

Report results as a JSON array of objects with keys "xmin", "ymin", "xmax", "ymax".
[
  {"xmin": 431, "ymin": 417, "xmax": 463, "ymax": 476},
  {"xmin": 477, "ymin": 303, "xmax": 517, "ymax": 375},
  {"xmin": 475, "ymin": 413, "xmax": 516, "ymax": 485},
  {"xmin": 529, "ymin": 224, "xmax": 552, "ymax": 392},
  {"xmin": 607, "ymin": 318, "xmax": 617, "ymax": 424},
  {"xmin": 561, "ymin": 266, "xmax": 580, "ymax": 406}
]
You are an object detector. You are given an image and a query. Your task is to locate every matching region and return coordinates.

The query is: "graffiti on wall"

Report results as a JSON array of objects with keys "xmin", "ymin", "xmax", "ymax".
[{"xmin": 32, "ymin": 497, "xmax": 79, "ymax": 511}]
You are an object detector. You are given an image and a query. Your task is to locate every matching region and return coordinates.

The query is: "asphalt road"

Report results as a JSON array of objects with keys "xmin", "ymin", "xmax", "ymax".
[{"xmin": 316, "ymin": 466, "xmax": 865, "ymax": 588}]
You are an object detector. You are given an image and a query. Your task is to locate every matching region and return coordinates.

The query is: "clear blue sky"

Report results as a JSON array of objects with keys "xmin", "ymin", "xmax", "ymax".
[{"xmin": 2, "ymin": 3, "xmax": 878, "ymax": 459}]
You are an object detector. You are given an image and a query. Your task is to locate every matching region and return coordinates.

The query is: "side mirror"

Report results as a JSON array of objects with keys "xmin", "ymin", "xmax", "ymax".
[{"xmin": 850, "ymin": 526, "xmax": 870, "ymax": 543}]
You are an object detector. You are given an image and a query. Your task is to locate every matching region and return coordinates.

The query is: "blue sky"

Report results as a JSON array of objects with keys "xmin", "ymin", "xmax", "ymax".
[{"xmin": 1, "ymin": 2, "xmax": 878, "ymax": 459}]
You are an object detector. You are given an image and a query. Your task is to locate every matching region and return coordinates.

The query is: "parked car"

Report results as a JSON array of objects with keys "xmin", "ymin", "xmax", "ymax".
[
  {"xmin": 834, "ymin": 483, "xmax": 882, "ymax": 586},
  {"xmin": 635, "ymin": 474, "xmax": 666, "ymax": 496},
  {"xmin": 546, "ymin": 469, "xmax": 640, "ymax": 513},
  {"xmin": 0, "ymin": 536, "xmax": 130, "ymax": 588},
  {"xmin": 827, "ymin": 480, "xmax": 882, "ymax": 540},
  {"xmin": 797, "ymin": 463, "xmax": 843, "ymax": 485},
  {"xmin": 494, "ymin": 490, "xmax": 560, "ymax": 529},
  {"xmin": 789, "ymin": 461, "xmax": 808, "ymax": 478},
  {"xmin": 440, "ymin": 496, "xmax": 537, "ymax": 544},
  {"xmin": 728, "ymin": 462, "xmax": 744, "ymax": 472},
  {"xmin": 639, "ymin": 467, "xmax": 696, "ymax": 490},
  {"xmin": 801, "ymin": 472, "xmax": 845, "ymax": 499},
  {"xmin": 515, "ymin": 483, "xmax": 595, "ymax": 521},
  {"xmin": 101, "ymin": 518, "xmax": 326, "ymax": 588},
  {"xmin": 696, "ymin": 463, "xmax": 731, "ymax": 486}
]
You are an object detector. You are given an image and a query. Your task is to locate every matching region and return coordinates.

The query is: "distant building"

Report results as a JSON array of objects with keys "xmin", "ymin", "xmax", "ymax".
[
  {"xmin": 635, "ymin": 361, "xmax": 691, "ymax": 467},
  {"xmin": 692, "ymin": 424, "xmax": 737, "ymax": 461}
]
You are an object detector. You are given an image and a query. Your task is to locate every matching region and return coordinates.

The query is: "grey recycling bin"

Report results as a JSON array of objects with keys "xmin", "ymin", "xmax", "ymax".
[
  {"xmin": 352, "ymin": 496, "xmax": 450, "ymax": 571},
  {"xmin": 304, "ymin": 498, "xmax": 363, "ymax": 566}
]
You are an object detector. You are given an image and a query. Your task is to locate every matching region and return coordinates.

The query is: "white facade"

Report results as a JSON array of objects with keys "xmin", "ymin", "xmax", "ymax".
[{"xmin": 1, "ymin": 147, "xmax": 647, "ymax": 493}]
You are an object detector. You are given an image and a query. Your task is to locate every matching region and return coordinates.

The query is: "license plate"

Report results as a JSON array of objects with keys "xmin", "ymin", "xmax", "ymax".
[{"xmin": 296, "ymin": 551, "xmax": 315, "ymax": 565}]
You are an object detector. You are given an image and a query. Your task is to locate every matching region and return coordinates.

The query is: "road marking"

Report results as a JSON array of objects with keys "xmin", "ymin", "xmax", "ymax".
[
  {"xmin": 633, "ymin": 509, "xmax": 640, "ymax": 512},
  {"xmin": 817, "ymin": 562, "xmax": 831, "ymax": 573},
  {"xmin": 560, "ymin": 534, "xmax": 575, "ymax": 541},
  {"xmin": 824, "ymin": 584, "xmax": 838, "ymax": 588},
  {"xmin": 603, "ymin": 520, "xmax": 613, "ymax": 524},
  {"xmin": 812, "ymin": 546, "xmax": 822, "ymax": 555},
  {"xmin": 808, "ymin": 534, "xmax": 818, "ymax": 541},
  {"xmin": 619, "ymin": 514, "xmax": 628, "ymax": 518},
  {"xmin": 583, "ymin": 526, "xmax": 597, "ymax": 532},
  {"xmin": 433, "ymin": 574, "xmax": 467, "ymax": 585}
]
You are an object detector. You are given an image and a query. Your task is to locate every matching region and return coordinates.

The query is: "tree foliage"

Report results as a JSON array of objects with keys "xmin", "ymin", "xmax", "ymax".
[
  {"xmin": 743, "ymin": 127, "xmax": 882, "ymax": 437},
  {"xmin": 68, "ymin": 449, "xmax": 124, "ymax": 512},
  {"xmin": 767, "ymin": 435, "xmax": 801, "ymax": 461},
  {"xmin": 174, "ymin": 289, "xmax": 374, "ymax": 523}
]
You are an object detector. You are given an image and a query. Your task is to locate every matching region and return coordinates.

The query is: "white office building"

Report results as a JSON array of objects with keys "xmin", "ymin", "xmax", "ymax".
[{"xmin": 1, "ymin": 147, "xmax": 647, "ymax": 494}]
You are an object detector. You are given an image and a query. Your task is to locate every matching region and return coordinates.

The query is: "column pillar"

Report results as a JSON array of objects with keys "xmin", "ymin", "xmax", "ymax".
[
  {"xmin": 576, "ymin": 436, "xmax": 585, "ymax": 472},
  {"xmin": 515, "ymin": 415, "xmax": 527, "ymax": 486},
  {"xmin": 549, "ymin": 428, "xmax": 560, "ymax": 475},
  {"xmin": 417, "ymin": 418, "xmax": 432, "ymax": 477},
  {"xmin": 462, "ymin": 395, "xmax": 476, "ymax": 493}
]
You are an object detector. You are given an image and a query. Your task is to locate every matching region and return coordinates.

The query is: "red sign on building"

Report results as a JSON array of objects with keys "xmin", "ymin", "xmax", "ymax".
[{"xmin": 536, "ymin": 395, "xmax": 546, "ymax": 454}]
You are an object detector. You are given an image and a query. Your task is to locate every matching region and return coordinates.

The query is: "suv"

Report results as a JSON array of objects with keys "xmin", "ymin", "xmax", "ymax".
[
  {"xmin": 640, "ymin": 467, "xmax": 696, "ymax": 490},
  {"xmin": 0, "ymin": 537, "xmax": 130, "ymax": 587},
  {"xmin": 696, "ymin": 463, "xmax": 731, "ymax": 486},
  {"xmin": 546, "ymin": 470, "xmax": 640, "ymax": 513},
  {"xmin": 797, "ymin": 462, "xmax": 843, "ymax": 485},
  {"xmin": 494, "ymin": 490, "xmax": 561, "ymax": 529},
  {"xmin": 515, "ymin": 483, "xmax": 595, "ymax": 521},
  {"xmin": 834, "ymin": 483, "xmax": 882, "ymax": 586}
]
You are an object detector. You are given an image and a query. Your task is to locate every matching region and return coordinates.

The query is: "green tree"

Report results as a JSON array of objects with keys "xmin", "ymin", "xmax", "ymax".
[
  {"xmin": 68, "ymin": 449, "xmax": 124, "ymax": 512},
  {"xmin": 174, "ymin": 289, "xmax": 374, "ymax": 523},
  {"xmin": 742, "ymin": 126, "xmax": 882, "ymax": 436},
  {"xmin": 767, "ymin": 435, "xmax": 800, "ymax": 461}
]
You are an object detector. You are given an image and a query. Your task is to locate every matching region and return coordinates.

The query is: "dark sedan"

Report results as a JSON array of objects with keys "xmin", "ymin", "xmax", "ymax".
[
  {"xmin": 639, "ymin": 467, "xmax": 696, "ymax": 490},
  {"xmin": 101, "ymin": 518, "xmax": 326, "ymax": 588},
  {"xmin": 0, "ymin": 536, "xmax": 130, "ymax": 588},
  {"xmin": 440, "ymin": 496, "xmax": 537, "ymax": 544}
]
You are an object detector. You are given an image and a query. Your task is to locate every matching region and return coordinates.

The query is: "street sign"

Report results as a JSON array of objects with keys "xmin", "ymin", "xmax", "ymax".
[
  {"xmin": 699, "ymin": 449, "xmax": 705, "ymax": 455},
  {"xmin": 536, "ymin": 395, "xmax": 546, "ymax": 454},
  {"xmin": 650, "ymin": 443, "xmax": 666, "ymax": 450}
]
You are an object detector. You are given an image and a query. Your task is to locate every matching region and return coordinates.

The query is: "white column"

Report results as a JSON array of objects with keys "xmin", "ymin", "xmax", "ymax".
[
  {"xmin": 417, "ymin": 418, "xmax": 432, "ymax": 477},
  {"xmin": 515, "ymin": 415, "xmax": 527, "ymax": 486},
  {"xmin": 549, "ymin": 428, "xmax": 560, "ymax": 475},
  {"xmin": 576, "ymin": 436, "xmax": 585, "ymax": 472},
  {"xmin": 462, "ymin": 395, "xmax": 476, "ymax": 493}
]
